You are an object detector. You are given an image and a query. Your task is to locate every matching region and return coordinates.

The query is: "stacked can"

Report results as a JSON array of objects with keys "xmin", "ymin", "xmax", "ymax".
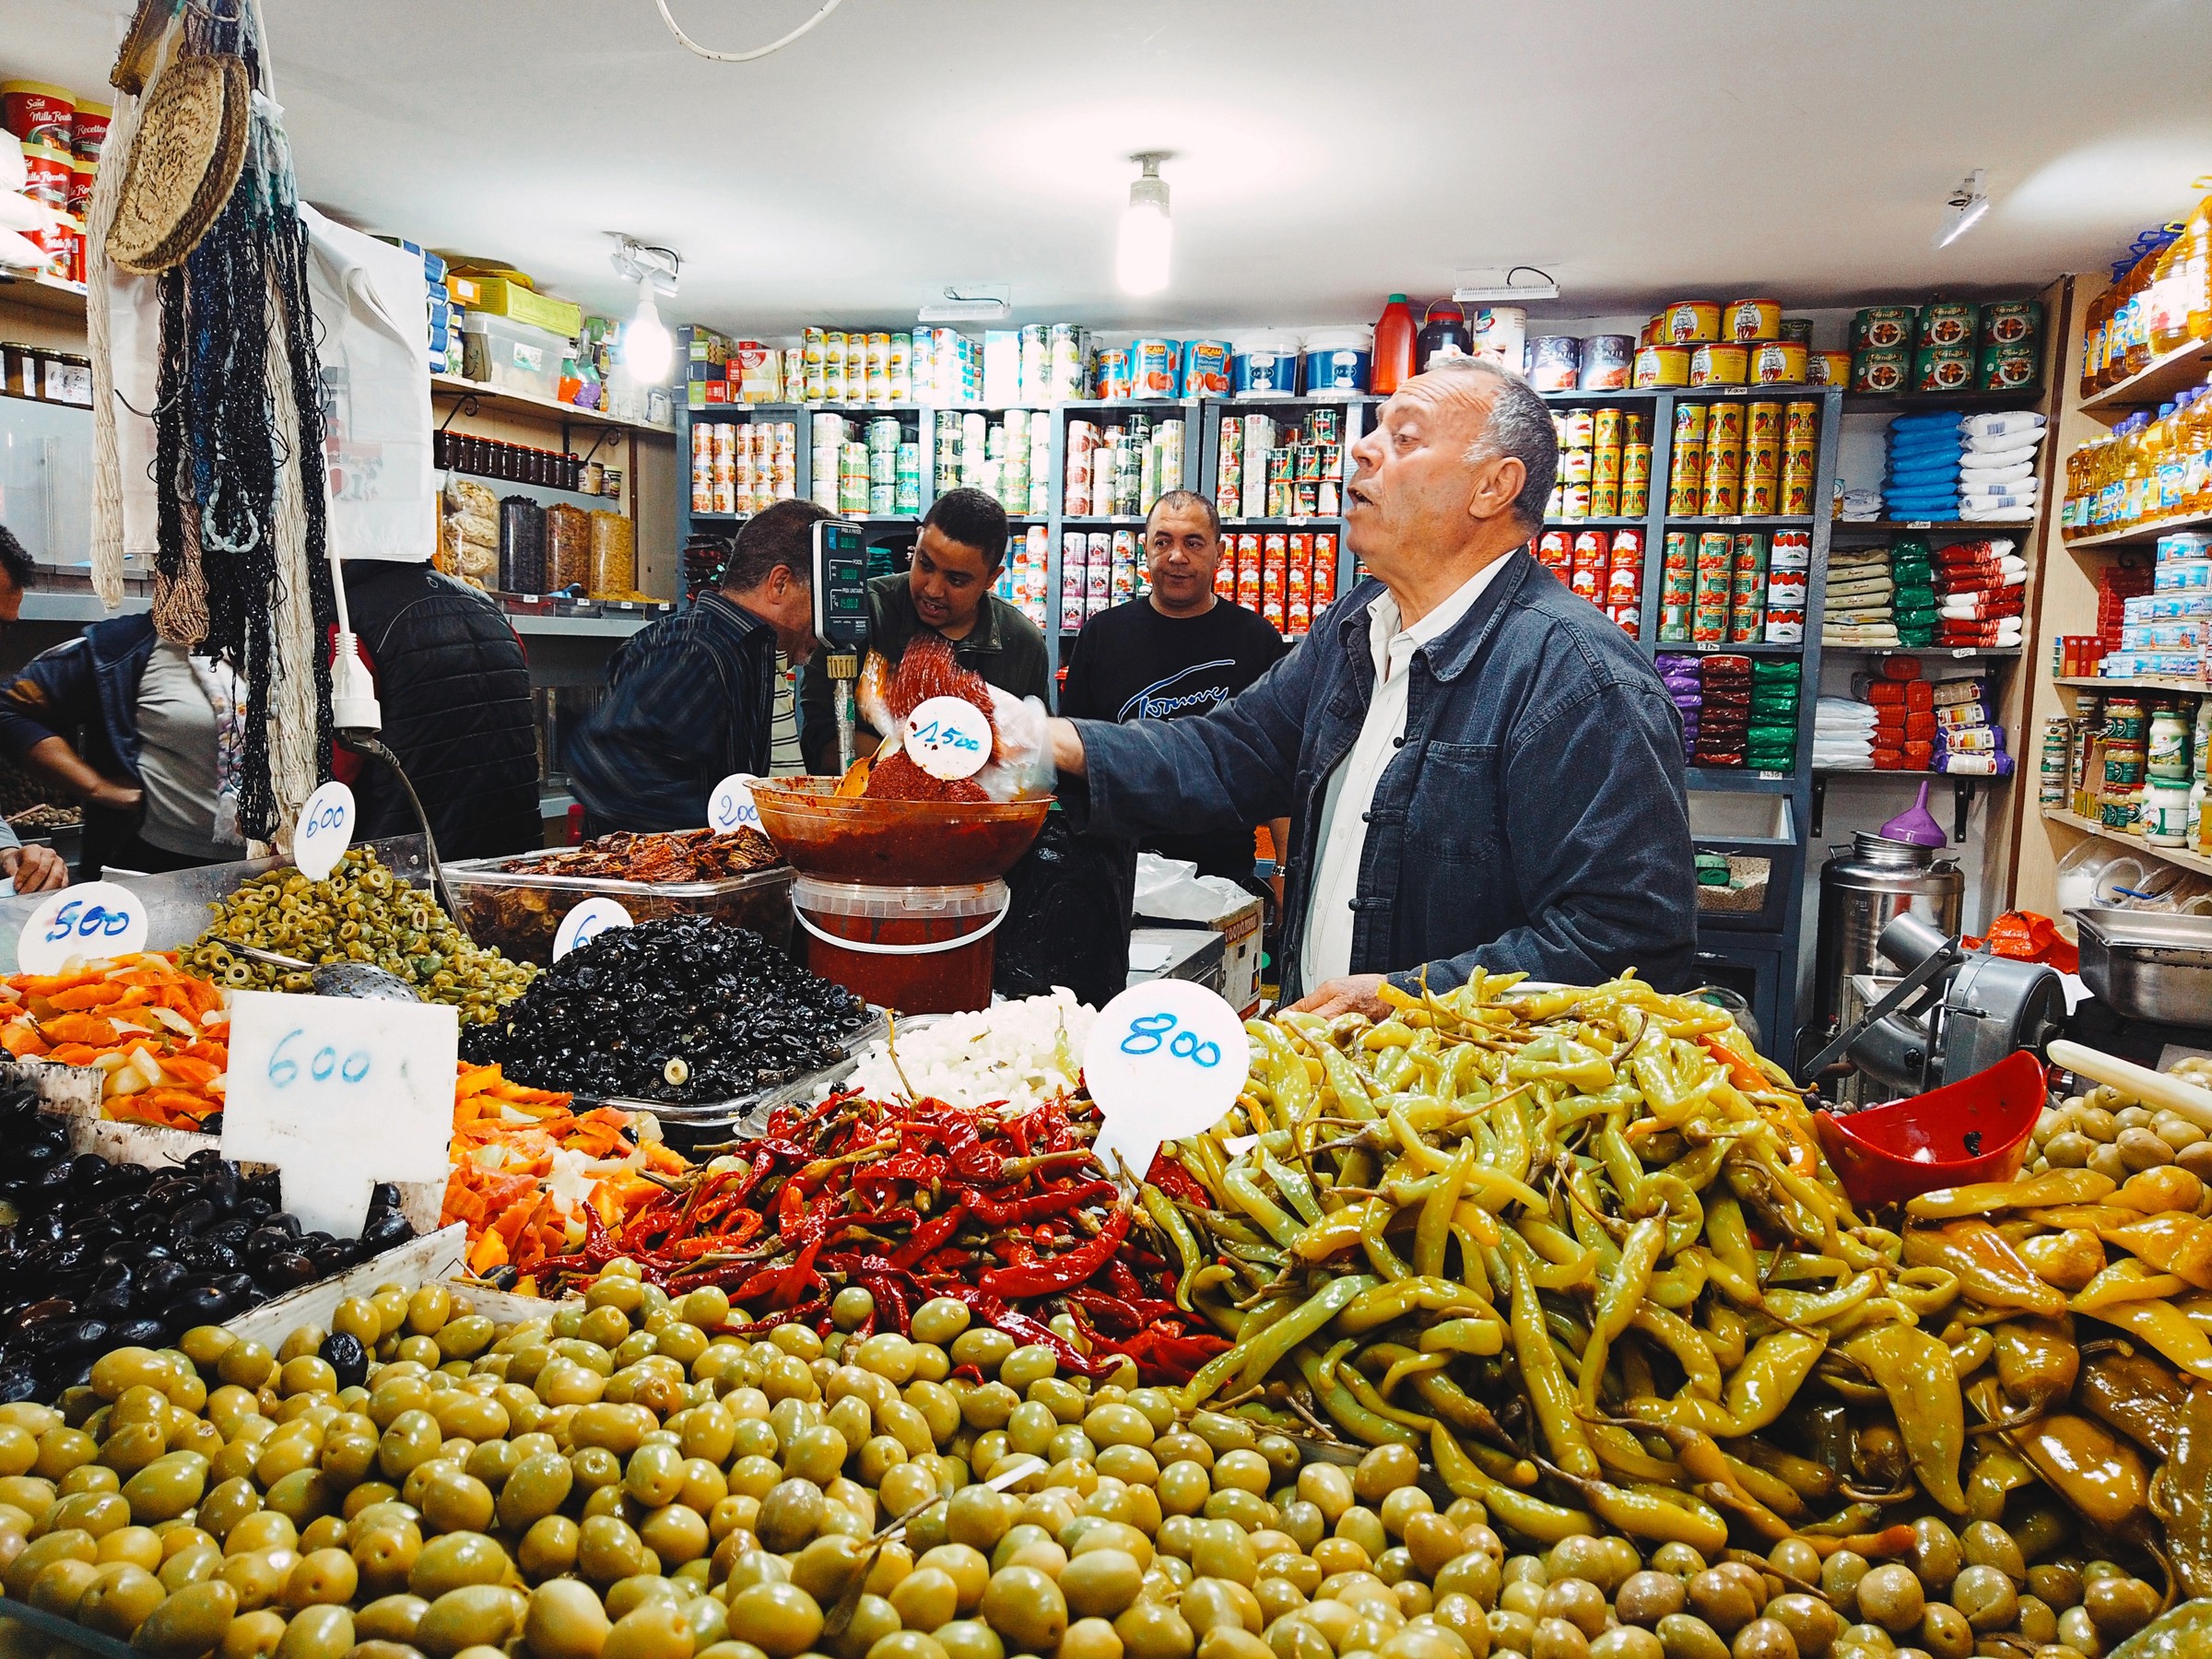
[
  {"xmin": 1235, "ymin": 534, "xmax": 1263, "ymax": 608},
  {"xmin": 1764, "ymin": 530, "xmax": 1811, "ymax": 643},
  {"xmin": 1535, "ymin": 532, "xmax": 1572, "ymax": 578},
  {"xmin": 1728, "ymin": 533, "xmax": 1769, "ymax": 644},
  {"xmin": 933, "ymin": 412, "xmax": 964, "ymax": 497},
  {"xmin": 1605, "ymin": 530, "xmax": 1643, "ymax": 636},
  {"xmin": 990, "ymin": 411, "xmax": 1030, "ymax": 513},
  {"xmin": 1554, "ymin": 408, "xmax": 1594, "ymax": 522},
  {"xmin": 865, "ymin": 418, "xmax": 901, "ymax": 516},
  {"xmin": 1060, "ymin": 533, "xmax": 1088, "ymax": 635},
  {"xmin": 1262, "ymin": 534, "xmax": 1289, "ymax": 631},
  {"xmin": 1312, "ymin": 535, "xmax": 1338, "ymax": 610},
  {"xmin": 1216, "ymin": 541, "xmax": 1240, "ymax": 601},
  {"xmin": 1667, "ymin": 405, "xmax": 1707, "ymax": 519},
  {"xmin": 839, "ymin": 441, "xmax": 870, "ymax": 514},
  {"xmin": 1742, "ymin": 404, "xmax": 1783, "ymax": 518},
  {"xmin": 1621, "ymin": 415, "xmax": 1653, "ymax": 518},
  {"xmin": 1110, "ymin": 530, "xmax": 1141, "ymax": 598},
  {"xmin": 2040, "ymin": 717, "xmax": 2072, "ymax": 809},
  {"xmin": 1783, "ymin": 403, "xmax": 1821, "ymax": 516},
  {"xmin": 1700, "ymin": 404, "xmax": 1746, "ymax": 518},
  {"xmin": 1287, "ymin": 532, "xmax": 1315, "ymax": 636},
  {"xmin": 896, "ymin": 437, "xmax": 923, "ymax": 515},
  {"xmin": 688, "ymin": 420, "xmax": 722, "ymax": 516},
  {"xmin": 810, "ymin": 413, "xmax": 845, "ymax": 511},
  {"xmin": 1216, "ymin": 418, "xmax": 1244, "ymax": 516},
  {"xmin": 1693, "ymin": 533, "xmax": 1735, "ymax": 643},
  {"xmin": 1065, "ymin": 421, "xmax": 1103, "ymax": 514},
  {"xmin": 1656, "ymin": 532, "xmax": 1695, "ymax": 642},
  {"xmin": 1567, "ymin": 531, "xmax": 1608, "ymax": 607}
]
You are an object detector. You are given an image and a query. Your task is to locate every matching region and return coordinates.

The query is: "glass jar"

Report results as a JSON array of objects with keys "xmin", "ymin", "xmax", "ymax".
[{"xmin": 2149, "ymin": 703, "xmax": 2192, "ymax": 782}]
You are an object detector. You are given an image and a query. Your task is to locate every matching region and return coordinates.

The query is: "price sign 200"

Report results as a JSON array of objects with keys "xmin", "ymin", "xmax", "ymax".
[
  {"xmin": 268, "ymin": 1029, "xmax": 372, "ymax": 1088},
  {"xmin": 1120, "ymin": 1011, "xmax": 1222, "ymax": 1068}
]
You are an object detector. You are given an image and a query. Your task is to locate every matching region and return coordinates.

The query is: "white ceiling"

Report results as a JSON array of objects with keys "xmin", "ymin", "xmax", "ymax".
[{"xmin": 7, "ymin": 0, "xmax": 2212, "ymax": 338}]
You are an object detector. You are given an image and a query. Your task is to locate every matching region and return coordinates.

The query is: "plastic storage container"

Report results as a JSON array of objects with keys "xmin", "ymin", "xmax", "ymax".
[
  {"xmin": 791, "ymin": 877, "xmax": 1008, "ymax": 1015},
  {"xmin": 1303, "ymin": 326, "xmax": 1374, "ymax": 394},
  {"xmin": 442, "ymin": 853, "xmax": 797, "ymax": 968},
  {"xmin": 462, "ymin": 312, "xmax": 567, "ymax": 402},
  {"xmin": 1232, "ymin": 332, "xmax": 1302, "ymax": 397}
]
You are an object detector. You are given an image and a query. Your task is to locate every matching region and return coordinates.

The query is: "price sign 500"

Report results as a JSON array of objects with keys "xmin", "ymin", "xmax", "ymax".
[
  {"xmin": 16, "ymin": 880, "xmax": 148, "ymax": 973},
  {"xmin": 43, "ymin": 899, "xmax": 134, "ymax": 946},
  {"xmin": 266, "ymin": 1029, "xmax": 372, "ymax": 1088}
]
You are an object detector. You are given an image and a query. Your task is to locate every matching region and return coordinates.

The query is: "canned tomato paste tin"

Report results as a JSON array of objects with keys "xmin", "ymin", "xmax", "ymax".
[
  {"xmin": 1808, "ymin": 350, "xmax": 1853, "ymax": 387},
  {"xmin": 1634, "ymin": 347, "xmax": 1691, "ymax": 388},
  {"xmin": 1853, "ymin": 307, "xmax": 1916, "ymax": 349},
  {"xmin": 1527, "ymin": 335, "xmax": 1581, "ymax": 393},
  {"xmin": 0, "ymin": 82, "xmax": 74, "ymax": 150},
  {"xmin": 1725, "ymin": 299, "xmax": 1783, "ymax": 342},
  {"xmin": 1689, "ymin": 345, "xmax": 1748, "ymax": 386},
  {"xmin": 1622, "ymin": 442, "xmax": 1653, "ymax": 485},
  {"xmin": 1662, "ymin": 301, "xmax": 1722, "ymax": 344},
  {"xmin": 1129, "ymin": 338, "xmax": 1180, "ymax": 398},
  {"xmin": 1559, "ymin": 407, "xmax": 1597, "ymax": 447},
  {"xmin": 1853, "ymin": 348, "xmax": 1910, "ymax": 393},
  {"xmin": 1749, "ymin": 342, "xmax": 1808, "ymax": 384}
]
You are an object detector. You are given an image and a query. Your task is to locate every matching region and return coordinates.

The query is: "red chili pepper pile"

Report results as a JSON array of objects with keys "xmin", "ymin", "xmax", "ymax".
[{"xmin": 532, "ymin": 1088, "xmax": 1231, "ymax": 1384}]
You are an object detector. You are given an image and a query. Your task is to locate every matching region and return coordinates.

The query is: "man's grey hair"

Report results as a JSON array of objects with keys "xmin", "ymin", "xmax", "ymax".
[{"xmin": 1426, "ymin": 356, "xmax": 1557, "ymax": 531}]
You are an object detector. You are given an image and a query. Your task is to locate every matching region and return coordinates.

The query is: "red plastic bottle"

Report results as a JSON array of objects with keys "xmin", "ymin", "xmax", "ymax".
[{"xmin": 1372, "ymin": 294, "xmax": 1415, "ymax": 394}]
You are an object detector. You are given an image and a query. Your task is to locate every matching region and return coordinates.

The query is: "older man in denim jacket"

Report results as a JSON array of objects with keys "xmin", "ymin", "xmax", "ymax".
[{"xmin": 1048, "ymin": 359, "xmax": 1696, "ymax": 1018}]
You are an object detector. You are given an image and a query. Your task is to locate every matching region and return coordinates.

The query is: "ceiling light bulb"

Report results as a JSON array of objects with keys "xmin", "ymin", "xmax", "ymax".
[
  {"xmin": 1117, "ymin": 154, "xmax": 1171, "ymax": 296},
  {"xmin": 624, "ymin": 291, "xmax": 674, "ymax": 384}
]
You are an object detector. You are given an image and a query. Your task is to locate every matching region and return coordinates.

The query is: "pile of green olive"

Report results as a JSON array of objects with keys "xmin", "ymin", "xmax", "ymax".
[
  {"xmin": 0, "ymin": 1266, "xmax": 2167, "ymax": 1659},
  {"xmin": 184, "ymin": 849, "xmax": 533, "ymax": 1023},
  {"xmin": 2030, "ymin": 1060, "xmax": 2212, "ymax": 1185}
]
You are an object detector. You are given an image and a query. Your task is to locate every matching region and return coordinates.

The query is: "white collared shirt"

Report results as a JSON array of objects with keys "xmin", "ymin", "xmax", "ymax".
[{"xmin": 1301, "ymin": 561, "xmax": 1510, "ymax": 987}]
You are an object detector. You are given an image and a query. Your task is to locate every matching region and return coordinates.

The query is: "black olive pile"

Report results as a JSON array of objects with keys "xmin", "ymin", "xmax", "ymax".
[
  {"xmin": 462, "ymin": 914, "xmax": 869, "ymax": 1103},
  {"xmin": 0, "ymin": 1088, "xmax": 412, "ymax": 1402}
]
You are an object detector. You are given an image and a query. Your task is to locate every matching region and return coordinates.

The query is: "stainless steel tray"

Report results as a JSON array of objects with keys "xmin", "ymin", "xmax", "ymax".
[{"xmin": 2070, "ymin": 907, "xmax": 2212, "ymax": 1028}]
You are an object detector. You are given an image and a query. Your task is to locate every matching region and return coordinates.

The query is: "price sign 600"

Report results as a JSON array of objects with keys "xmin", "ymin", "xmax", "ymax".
[{"xmin": 266, "ymin": 1029, "xmax": 372, "ymax": 1089}]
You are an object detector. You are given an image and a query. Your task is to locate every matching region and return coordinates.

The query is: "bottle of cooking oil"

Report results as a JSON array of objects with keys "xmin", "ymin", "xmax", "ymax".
[
  {"xmin": 2072, "ymin": 430, "xmax": 2108, "ymax": 536},
  {"xmin": 2112, "ymin": 414, "xmax": 2147, "ymax": 530},
  {"xmin": 2185, "ymin": 377, "xmax": 2212, "ymax": 513},
  {"xmin": 2154, "ymin": 194, "xmax": 2212, "ymax": 359},
  {"xmin": 2158, "ymin": 393, "xmax": 2196, "ymax": 518},
  {"xmin": 2080, "ymin": 289, "xmax": 2112, "ymax": 400}
]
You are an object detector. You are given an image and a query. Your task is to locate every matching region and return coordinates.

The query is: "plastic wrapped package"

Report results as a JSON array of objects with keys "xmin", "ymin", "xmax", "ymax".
[
  {"xmin": 545, "ymin": 502, "xmax": 591, "ymax": 592},
  {"xmin": 499, "ymin": 497, "xmax": 547, "ymax": 594},
  {"xmin": 589, "ymin": 511, "xmax": 637, "ymax": 597},
  {"xmin": 444, "ymin": 477, "xmax": 500, "ymax": 592}
]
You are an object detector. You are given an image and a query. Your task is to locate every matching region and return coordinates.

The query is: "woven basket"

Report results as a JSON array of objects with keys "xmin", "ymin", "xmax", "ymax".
[{"xmin": 105, "ymin": 51, "xmax": 248, "ymax": 276}]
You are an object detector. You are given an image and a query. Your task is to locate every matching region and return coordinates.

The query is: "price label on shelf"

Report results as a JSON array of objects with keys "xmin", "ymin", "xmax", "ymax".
[
  {"xmin": 1085, "ymin": 982, "xmax": 1251, "ymax": 1185},
  {"xmin": 1759, "ymin": 771, "xmax": 1787, "ymax": 781},
  {"xmin": 901, "ymin": 696, "xmax": 993, "ymax": 782},
  {"xmin": 293, "ymin": 781, "xmax": 356, "ymax": 882},
  {"xmin": 554, "ymin": 898, "xmax": 631, "ymax": 960},
  {"xmin": 708, "ymin": 773, "xmax": 764, "ymax": 835},
  {"xmin": 1952, "ymin": 648, "xmax": 1977, "ymax": 658},
  {"xmin": 221, "ymin": 990, "xmax": 457, "ymax": 1239},
  {"xmin": 1907, "ymin": 521, "xmax": 1933, "ymax": 530},
  {"xmin": 17, "ymin": 881, "xmax": 147, "ymax": 974}
]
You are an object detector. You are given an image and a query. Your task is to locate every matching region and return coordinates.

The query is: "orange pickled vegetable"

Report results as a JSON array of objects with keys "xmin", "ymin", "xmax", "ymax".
[{"xmin": 1, "ymin": 953, "xmax": 232, "ymax": 1129}]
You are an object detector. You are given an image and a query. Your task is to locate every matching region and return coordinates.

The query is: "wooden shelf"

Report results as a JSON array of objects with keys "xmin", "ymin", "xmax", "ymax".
[
  {"xmin": 0, "ymin": 274, "xmax": 88, "ymax": 317},
  {"xmin": 433, "ymin": 373, "xmax": 673, "ymax": 435},
  {"xmin": 2053, "ymin": 675, "xmax": 2209, "ymax": 694},
  {"xmin": 2043, "ymin": 807, "xmax": 2212, "ymax": 878},
  {"xmin": 2063, "ymin": 510, "xmax": 2212, "ymax": 550},
  {"xmin": 2081, "ymin": 337, "xmax": 2212, "ymax": 417}
]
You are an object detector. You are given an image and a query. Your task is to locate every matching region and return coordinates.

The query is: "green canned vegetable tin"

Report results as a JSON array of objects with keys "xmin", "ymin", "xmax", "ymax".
[
  {"xmin": 1914, "ymin": 345, "xmax": 1975, "ymax": 393},
  {"xmin": 1919, "ymin": 301, "xmax": 1979, "ymax": 348},
  {"xmin": 1978, "ymin": 342, "xmax": 2039, "ymax": 392},
  {"xmin": 1981, "ymin": 300, "xmax": 2044, "ymax": 346},
  {"xmin": 1853, "ymin": 306, "xmax": 1916, "ymax": 350},
  {"xmin": 1852, "ymin": 347, "xmax": 1911, "ymax": 393}
]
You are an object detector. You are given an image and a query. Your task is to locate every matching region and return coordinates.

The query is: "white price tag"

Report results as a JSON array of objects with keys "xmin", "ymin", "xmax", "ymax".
[
  {"xmin": 708, "ymin": 773, "xmax": 764, "ymax": 834},
  {"xmin": 220, "ymin": 990, "xmax": 458, "ymax": 1238},
  {"xmin": 554, "ymin": 897, "xmax": 631, "ymax": 960},
  {"xmin": 1084, "ymin": 982, "xmax": 1252, "ymax": 1185},
  {"xmin": 293, "ymin": 781, "xmax": 356, "ymax": 882},
  {"xmin": 901, "ymin": 696, "xmax": 993, "ymax": 782},
  {"xmin": 18, "ymin": 881, "xmax": 147, "ymax": 973}
]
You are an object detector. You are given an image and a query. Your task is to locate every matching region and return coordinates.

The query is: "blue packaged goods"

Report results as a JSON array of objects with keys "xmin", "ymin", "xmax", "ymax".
[{"xmin": 1232, "ymin": 332, "xmax": 1300, "ymax": 396}]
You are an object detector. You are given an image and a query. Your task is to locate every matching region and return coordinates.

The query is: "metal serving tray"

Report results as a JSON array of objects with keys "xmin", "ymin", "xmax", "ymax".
[{"xmin": 2070, "ymin": 907, "xmax": 2212, "ymax": 1029}]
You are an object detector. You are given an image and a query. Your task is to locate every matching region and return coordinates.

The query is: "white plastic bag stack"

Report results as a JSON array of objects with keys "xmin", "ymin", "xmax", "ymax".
[{"xmin": 1958, "ymin": 411, "xmax": 2046, "ymax": 523}]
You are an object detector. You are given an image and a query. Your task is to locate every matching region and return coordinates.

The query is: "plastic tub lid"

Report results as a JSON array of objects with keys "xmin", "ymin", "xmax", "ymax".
[
  {"xmin": 794, "ymin": 877, "xmax": 1007, "ymax": 918},
  {"xmin": 1233, "ymin": 331, "xmax": 1304, "ymax": 352},
  {"xmin": 1303, "ymin": 325, "xmax": 1375, "ymax": 351}
]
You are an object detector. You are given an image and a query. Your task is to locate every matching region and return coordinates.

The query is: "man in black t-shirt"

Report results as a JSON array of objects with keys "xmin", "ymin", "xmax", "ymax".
[{"xmin": 1059, "ymin": 491, "xmax": 1291, "ymax": 885}]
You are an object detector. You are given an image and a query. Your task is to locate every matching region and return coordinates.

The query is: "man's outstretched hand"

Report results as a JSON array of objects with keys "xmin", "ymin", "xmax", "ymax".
[{"xmin": 1288, "ymin": 972, "xmax": 1389, "ymax": 1021}]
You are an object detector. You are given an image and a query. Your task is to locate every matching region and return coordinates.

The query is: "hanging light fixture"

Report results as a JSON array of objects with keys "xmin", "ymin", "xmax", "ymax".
[
  {"xmin": 1117, "ymin": 153, "xmax": 1172, "ymax": 296},
  {"xmin": 610, "ymin": 234, "xmax": 680, "ymax": 383},
  {"xmin": 1936, "ymin": 169, "xmax": 1991, "ymax": 250}
]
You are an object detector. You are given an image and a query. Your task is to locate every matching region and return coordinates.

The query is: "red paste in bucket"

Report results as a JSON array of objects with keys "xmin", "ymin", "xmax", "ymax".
[{"xmin": 793, "ymin": 877, "xmax": 1007, "ymax": 1016}]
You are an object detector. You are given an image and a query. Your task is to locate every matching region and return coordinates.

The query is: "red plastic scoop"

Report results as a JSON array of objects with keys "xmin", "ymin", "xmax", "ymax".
[{"xmin": 1813, "ymin": 1049, "xmax": 2047, "ymax": 1209}]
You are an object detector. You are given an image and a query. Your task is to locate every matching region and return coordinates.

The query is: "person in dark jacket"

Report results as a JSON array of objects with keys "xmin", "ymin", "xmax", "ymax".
[
  {"xmin": 333, "ymin": 560, "xmax": 542, "ymax": 859},
  {"xmin": 1046, "ymin": 359, "xmax": 1697, "ymax": 1015},
  {"xmin": 569, "ymin": 500, "xmax": 832, "ymax": 834}
]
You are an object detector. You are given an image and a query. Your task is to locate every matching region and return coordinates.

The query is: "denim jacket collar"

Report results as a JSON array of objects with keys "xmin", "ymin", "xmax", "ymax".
[{"xmin": 1333, "ymin": 547, "xmax": 1535, "ymax": 689}]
